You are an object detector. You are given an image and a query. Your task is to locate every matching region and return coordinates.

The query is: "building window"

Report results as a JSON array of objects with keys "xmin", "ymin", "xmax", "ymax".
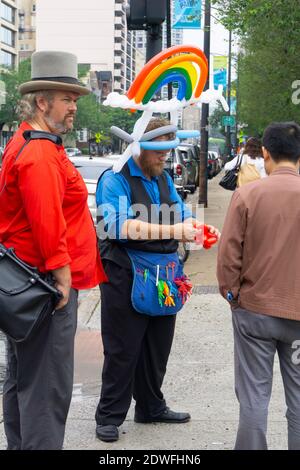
[
  {"xmin": 1, "ymin": 2, "xmax": 14, "ymax": 23},
  {"xmin": 1, "ymin": 26, "xmax": 14, "ymax": 47},
  {"xmin": 19, "ymin": 12, "xmax": 25, "ymax": 31},
  {"xmin": 0, "ymin": 50, "xmax": 14, "ymax": 68}
]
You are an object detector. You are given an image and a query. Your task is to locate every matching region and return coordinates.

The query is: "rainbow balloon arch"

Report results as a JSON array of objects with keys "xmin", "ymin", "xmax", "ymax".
[{"xmin": 103, "ymin": 45, "xmax": 229, "ymax": 172}]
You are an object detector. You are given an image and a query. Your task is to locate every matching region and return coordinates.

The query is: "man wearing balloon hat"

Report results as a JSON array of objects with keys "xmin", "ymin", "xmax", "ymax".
[
  {"xmin": 94, "ymin": 45, "xmax": 226, "ymax": 442},
  {"xmin": 0, "ymin": 50, "xmax": 107, "ymax": 449}
]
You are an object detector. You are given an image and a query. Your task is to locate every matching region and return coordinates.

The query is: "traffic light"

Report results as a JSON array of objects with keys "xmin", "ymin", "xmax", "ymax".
[{"xmin": 126, "ymin": 0, "xmax": 167, "ymax": 30}]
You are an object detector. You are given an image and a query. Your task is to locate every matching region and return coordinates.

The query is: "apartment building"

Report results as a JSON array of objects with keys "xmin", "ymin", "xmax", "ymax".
[
  {"xmin": 35, "ymin": 0, "xmax": 136, "ymax": 97},
  {"xmin": 0, "ymin": 0, "xmax": 18, "ymax": 68},
  {"xmin": 17, "ymin": 0, "xmax": 36, "ymax": 62}
]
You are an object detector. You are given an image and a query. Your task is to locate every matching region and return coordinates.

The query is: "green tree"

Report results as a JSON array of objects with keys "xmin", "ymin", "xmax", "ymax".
[
  {"xmin": 209, "ymin": 103, "xmax": 226, "ymax": 132},
  {"xmin": 75, "ymin": 94, "xmax": 137, "ymax": 140},
  {"xmin": 212, "ymin": 0, "xmax": 300, "ymax": 134},
  {"xmin": 0, "ymin": 59, "xmax": 31, "ymax": 128}
]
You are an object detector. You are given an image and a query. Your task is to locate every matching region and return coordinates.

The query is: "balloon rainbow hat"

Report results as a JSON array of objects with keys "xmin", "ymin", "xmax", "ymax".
[{"xmin": 104, "ymin": 45, "xmax": 229, "ymax": 172}]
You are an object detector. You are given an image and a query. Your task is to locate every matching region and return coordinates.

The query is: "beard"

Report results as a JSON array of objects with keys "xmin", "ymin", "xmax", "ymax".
[
  {"xmin": 44, "ymin": 112, "xmax": 75, "ymax": 135},
  {"xmin": 140, "ymin": 157, "xmax": 165, "ymax": 177}
]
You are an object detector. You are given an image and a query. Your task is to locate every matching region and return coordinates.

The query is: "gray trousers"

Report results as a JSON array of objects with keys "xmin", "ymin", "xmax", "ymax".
[
  {"xmin": 232, "ymin": 307, "xmax": 300, "ymax": 450},
  {"xmin": 3, "ymin": 288, "xmax": 78, "ymax": 450}
]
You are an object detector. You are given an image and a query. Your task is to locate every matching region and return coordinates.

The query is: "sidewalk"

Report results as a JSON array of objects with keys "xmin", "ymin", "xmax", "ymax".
[{"xmin": 0, "ymin": 173, "xmax": 288, "ymax": 450}]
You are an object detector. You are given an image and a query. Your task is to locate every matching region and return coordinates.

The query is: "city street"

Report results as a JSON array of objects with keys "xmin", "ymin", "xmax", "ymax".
[{"xmin": 0, "ymin": 173, "xmax": 288, "ymax": 450}]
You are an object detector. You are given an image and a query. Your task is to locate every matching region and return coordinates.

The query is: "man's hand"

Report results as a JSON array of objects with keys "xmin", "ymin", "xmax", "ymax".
[
  {"xmin": 173, "ymin": 222, "xmax": 198, "ymax": 242},
  {"xmin": 52, "ymin": 265, "xmax": 72, "ymax": 310},
  {"xmin": 55, "ymin": 283, "xmax": 71, "ymax": 310}
]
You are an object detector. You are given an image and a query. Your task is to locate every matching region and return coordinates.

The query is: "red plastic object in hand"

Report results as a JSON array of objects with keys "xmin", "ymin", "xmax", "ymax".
[{"xmin": 194, "ymin": 224, "xmax": 219, "ymax": 249}]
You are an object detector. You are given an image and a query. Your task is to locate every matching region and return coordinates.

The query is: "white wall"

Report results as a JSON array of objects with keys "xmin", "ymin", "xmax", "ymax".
[{"xmin": 36, "ymin": 0, "xmax": 115, "ymax": 69}]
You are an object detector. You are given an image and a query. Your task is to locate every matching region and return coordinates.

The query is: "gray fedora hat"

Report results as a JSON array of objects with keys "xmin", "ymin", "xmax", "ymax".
[{"xmin": 19, "ymin": 50, "xmax": 90, "ymax": 96}]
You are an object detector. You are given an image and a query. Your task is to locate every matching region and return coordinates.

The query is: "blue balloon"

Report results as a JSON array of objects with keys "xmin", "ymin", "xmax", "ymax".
[
  {"xmin": 177, "ymin": 130, "xmax": 200, "ymax": 139},
  {"xmin": 151, "ymin": 72, "xmax": 187, "ymax": 101},
  {"xmin": 140, "ymin": 138, "xmax": 180, "ymax": 151}
]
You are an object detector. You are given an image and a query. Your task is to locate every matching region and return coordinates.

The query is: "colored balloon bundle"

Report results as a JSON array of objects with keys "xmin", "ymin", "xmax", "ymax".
[
  {"xmin": 174, "ymin": 276, "xmax": 193, "ymax": 305},
  {"xmin": 103, "ymin": 44, "xmax": 229, "ymax": 173},
  {"xmin": 157, "ymin": 276, "xmax": 192, "ymax": 308}
]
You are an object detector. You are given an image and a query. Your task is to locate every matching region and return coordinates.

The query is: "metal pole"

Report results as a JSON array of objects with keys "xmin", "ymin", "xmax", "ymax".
[
  {"xmin": 235, "ymin": 52, "xmax": 240, "ymax": 154},
  {"xmin": 146, "ymin": 24, "xmax": 163, "ymax": 61},
  {"xmin": 226, "ymin": 27, "xmax": 232, "ymax": 158},
  {"xmin": 198, "ymin": 0, "xmax": 211, "ymax": 207},
  {"xmin": 166, "ymin": 0, "xmax": 172, "ymax": 100}
]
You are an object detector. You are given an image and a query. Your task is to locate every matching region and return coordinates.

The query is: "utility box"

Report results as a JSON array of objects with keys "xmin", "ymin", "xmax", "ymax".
[{"xmin": 146, "ymin": 0, "xmax": 167, "ymax": 24}]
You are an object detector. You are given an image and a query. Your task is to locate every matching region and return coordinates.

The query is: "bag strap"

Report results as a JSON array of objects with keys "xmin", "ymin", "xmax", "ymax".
[
  {"xmin": 23, "ymin": 129, "xmax": 62, "ymax": 146},
  {"xmin": 235, "ymin": 153, "xmax": 243, "ymax": 171}
]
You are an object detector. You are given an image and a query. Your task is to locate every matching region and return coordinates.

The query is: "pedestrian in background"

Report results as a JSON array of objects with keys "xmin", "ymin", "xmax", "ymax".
[
  {"xmin": 225, "ymin": 137, "xmax": 266, "ymax": 186},
  {"xmin": 217, "ymin": 121, "xmax": 300, "ymax": 450},
  {"xmin": 0, "ymin": 51, "xmax": 107, "ymax": 450}
]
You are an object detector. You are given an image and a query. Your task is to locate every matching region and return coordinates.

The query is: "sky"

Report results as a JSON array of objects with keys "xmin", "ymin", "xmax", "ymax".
[{"xmin": 183, "ymin": 12, "xmax": 238, "ymax": 88}]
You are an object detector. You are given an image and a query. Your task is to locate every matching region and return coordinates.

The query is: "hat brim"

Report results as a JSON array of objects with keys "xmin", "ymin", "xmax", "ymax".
[{"xmin": 19, "ymin": 80, "xmax": 90, "ymax": 96}]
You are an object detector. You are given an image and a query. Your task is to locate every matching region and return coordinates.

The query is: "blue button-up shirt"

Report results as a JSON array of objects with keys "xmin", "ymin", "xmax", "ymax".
[{"xmin": 96, "ymin": 157, "xmax": 193, "ymax": 239}]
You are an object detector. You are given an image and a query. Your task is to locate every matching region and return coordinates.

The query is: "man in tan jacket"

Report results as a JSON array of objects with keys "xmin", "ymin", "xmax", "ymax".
[{"xmin": 217, "ymin": 122, "xmax": 300, "ymax": 450}]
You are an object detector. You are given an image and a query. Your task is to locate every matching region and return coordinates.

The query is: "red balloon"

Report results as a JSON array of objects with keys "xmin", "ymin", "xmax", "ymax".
[{"xmin": 194, "ymin": 224, "xmax": 219, "ymax": 249}]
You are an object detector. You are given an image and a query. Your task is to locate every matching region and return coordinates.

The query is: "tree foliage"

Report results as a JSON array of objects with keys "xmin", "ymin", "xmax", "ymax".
[
  {"xmin": 212, "ymin": 0, "xmax": 300, "ymax": 135},
  {"xmin": 0, "ymin": 59, "xmax": 31, "ymax": 128},
  {"xmin": 75, "ymin": 93, "xmax": 137, "ymax": 138}
]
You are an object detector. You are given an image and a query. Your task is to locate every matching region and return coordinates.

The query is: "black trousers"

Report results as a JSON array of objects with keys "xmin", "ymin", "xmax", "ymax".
[
  {"xmin": 3, "ymin": 289, "xmax": 78, "ymax": 450},
  {"xmin": 95, "ymin": 260, "xmax": 176, "ymax": 426}
]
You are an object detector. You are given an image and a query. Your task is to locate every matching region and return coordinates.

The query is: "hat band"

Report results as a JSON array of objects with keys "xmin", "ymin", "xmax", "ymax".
[{"xmin": 31, "ymin": 76, "xmax": 81, "ymax": 85}]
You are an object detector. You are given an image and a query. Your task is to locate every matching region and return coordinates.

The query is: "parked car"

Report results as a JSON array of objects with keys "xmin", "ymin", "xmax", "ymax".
[
  {"xmin": 69, "ymin": 156, "xmax": 113, "ymax": 223},
  {"xmin": 209, "ymin": 150, "xmax": 222, "ymax": 173},
  {"xmin": 65, "ymin": 147, "xmax": 82, "ymax": 157},
  {"xmin": 177, "ymin": 145, "xmax": 198, "ymax": 191},
  {"xmin": 164, "ymin": 148, "xmax": 189, "ymax": 197},
  {"xmin": 207, "ymin": 151, "xmax": 219, "ymax": 178},
  {"xmin": 178, "ymin": 143, "xmax": 200, "ymax": 186}
]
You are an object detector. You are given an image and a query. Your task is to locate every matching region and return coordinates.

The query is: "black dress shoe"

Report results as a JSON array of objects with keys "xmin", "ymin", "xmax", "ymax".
[
  {"xmin": 96, "ymin": 424, "xmax": 119, "ymax": 442},
  {"xmin": 134, "ymin": 407, "xmax": 191, "ymax": 424}
]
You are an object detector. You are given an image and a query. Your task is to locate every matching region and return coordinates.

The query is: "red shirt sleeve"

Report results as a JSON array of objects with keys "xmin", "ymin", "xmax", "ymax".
[{"xmin": 16, "ymin": 140, "xmax": 72, "ymax": 271}]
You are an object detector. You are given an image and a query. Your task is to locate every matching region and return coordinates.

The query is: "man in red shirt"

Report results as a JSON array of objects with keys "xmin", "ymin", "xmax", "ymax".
[{"xmin": 0, "ymin": 51, "xmax": 107, "ymax": 450}]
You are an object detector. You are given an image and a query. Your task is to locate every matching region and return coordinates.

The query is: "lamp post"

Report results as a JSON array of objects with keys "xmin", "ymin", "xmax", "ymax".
[
  {"xmin": 198, "ymin": 0, "xmax": 211, "ymax": 207},
  {"xmin": 166, "ymin": 0, "xmax": 172, "ymax": 101}
]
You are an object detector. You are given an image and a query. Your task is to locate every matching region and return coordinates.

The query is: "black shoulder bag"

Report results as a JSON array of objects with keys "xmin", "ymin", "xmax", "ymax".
[
  {"xmin": 219, "ymin": 154, "xmax": 243, "ymax": 191},
  {"xmin": 0, "ymin": 131, "xmax": 63, "ymax": 342}
]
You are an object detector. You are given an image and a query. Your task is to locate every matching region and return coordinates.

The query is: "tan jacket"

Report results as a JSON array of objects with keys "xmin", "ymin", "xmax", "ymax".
[{"xmin": 217, "ymin": 167, "xmax": 300, "ymax": 321}]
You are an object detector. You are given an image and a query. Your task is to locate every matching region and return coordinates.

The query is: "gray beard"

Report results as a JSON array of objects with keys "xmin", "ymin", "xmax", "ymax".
[{"xmin": 44, "ymin": 115, "xmax": 71, "ymax": 135}]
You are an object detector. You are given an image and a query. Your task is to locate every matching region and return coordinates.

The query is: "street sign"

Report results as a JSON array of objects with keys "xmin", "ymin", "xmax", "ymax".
[
  {"xmin": 95, "ymin": 132, "xmax": 102, "ymax": 143},
  {"xmin": 222, "ymin": 115, "xmax": 236, "ymax": 127}
]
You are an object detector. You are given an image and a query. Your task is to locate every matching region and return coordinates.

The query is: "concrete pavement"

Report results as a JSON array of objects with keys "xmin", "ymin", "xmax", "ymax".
[{"xmin": 0, "ymin": 172, "xmax": 289, "ymax": 450}]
